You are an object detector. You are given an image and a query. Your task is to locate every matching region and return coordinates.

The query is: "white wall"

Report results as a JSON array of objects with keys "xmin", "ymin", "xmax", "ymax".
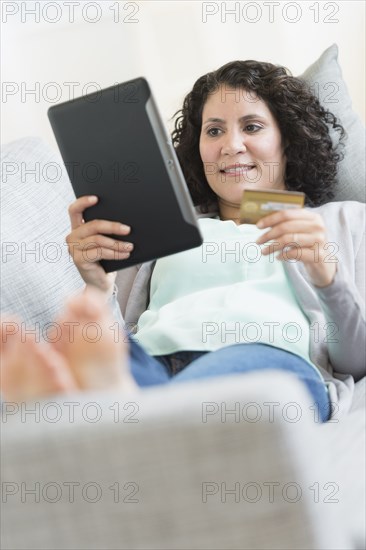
[{"xmin": 1, "ymin": 0, "xmax": 365, "ymax": 149}]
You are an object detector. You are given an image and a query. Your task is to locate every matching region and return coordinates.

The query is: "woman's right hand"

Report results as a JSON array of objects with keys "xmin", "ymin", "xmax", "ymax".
[{"xmin": 66, "ymin": 195, "xmax": 133, "ymax": 297}]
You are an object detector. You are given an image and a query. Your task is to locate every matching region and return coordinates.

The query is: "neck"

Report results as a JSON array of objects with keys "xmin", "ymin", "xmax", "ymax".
[{"xmin": 218, "ymin": 198, "xmax": 241, "ymax": 225}]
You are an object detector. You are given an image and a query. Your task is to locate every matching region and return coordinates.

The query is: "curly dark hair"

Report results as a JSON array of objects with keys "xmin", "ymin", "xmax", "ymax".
[{"xmin": 171, "ymin": 60, "xmax": 346, "ymax": 211}]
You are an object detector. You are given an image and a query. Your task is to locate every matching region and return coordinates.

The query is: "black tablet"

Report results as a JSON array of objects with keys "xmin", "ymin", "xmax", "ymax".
[{"xmin": 48, "ymin": 77, "xmax": 203, "ymax": 272}]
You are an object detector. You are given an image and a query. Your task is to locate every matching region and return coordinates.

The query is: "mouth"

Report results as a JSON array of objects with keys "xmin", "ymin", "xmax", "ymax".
[{"xmin": 220, "ymin": 164, "xmax": 256, "ymax": 176}]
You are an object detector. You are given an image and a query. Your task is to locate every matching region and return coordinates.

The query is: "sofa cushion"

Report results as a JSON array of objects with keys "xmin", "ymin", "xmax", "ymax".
[
  {"xmin": 0, "ymin": 136, "xmax": 84, "ymax": 332},
  {"xmin": 299, "ymin": 43, "xmax": 365, "ymax": 203}
]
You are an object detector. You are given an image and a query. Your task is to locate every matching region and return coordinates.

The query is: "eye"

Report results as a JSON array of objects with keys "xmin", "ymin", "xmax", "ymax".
[
  {"xmin": 205, "ymin": 124, "xmax": 262, "ymax": 137},
  {"xmin": 206, "ymin": 127, "xmax": 222, "ymax": 137},
  {"xmin": 245, "ymin": 124, "xmax": 262, "ymax": 132}
]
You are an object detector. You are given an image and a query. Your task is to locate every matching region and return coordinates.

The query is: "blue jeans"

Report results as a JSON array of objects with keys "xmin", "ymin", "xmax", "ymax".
[{"xmin": 127, "ymin": 335, "xmax": 331, "ymax": 423}]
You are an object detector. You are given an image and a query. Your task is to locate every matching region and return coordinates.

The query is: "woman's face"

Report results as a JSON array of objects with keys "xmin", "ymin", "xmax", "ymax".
[{"xmin": 199, "ymin": 86, "xmax": 287, "ymax": 207}]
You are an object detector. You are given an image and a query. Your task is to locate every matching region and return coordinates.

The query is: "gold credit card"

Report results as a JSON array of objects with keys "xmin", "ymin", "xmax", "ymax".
[{"xmin": 240, "ymin": 188, "xmax": 305, "ymax": 224}]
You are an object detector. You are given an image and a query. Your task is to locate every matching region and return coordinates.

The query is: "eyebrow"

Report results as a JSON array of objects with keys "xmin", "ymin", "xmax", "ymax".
[{"xmin": 202, "ymin": 114, "xmax": 267, "ymax": 126}]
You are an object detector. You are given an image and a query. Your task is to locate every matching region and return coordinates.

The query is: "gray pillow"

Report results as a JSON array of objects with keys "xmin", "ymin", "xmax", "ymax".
[
  {"xmin": 0, "ymin": 136, "xmax": 84, "ymax": 332},
  {"xmin": 299, "ymin": 43, "xmax": 366, "ymax": 203}
]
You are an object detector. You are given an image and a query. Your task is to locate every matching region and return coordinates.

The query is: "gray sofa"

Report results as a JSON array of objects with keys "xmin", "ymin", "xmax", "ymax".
[
  {"xmin": 1, "ymin": 43, "xmax": 365, "ymax": 549},
  {"xmin": 1, "ymin": 369, "xmax": 365, "ymax": 550},
  {"xmin": 1, "ymin": 134, "xmax": 365, "ymax": 550}
]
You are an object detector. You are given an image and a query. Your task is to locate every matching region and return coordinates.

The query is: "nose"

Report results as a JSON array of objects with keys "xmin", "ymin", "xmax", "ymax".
[{"xmin": 221, "ymin": 129, "xmax": 247, "ymax": 155}]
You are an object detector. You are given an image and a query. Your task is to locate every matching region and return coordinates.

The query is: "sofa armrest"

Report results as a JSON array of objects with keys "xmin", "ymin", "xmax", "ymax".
[{"xmin": 1, "ymin": 370, "xmax": 351, "ymax": 550}]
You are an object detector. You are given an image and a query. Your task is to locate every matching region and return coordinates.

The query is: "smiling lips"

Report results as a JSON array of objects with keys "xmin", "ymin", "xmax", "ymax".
[{"xmin": 220, "ymin": 164, "xmax": 256, "ymax": 176}]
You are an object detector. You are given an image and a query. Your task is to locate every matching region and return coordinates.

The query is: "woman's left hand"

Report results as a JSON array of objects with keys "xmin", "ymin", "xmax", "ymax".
[{"xmin": 255, "ymin": 209, "xmax": 338, "ymax": 288}]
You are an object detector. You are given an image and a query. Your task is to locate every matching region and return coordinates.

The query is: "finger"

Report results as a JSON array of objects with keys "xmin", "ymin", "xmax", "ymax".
[
  {"xmin": 68, "ymin": 195, "xmax": 98, "ymax": 230},
  {"xmin": 256, "ymin": 220, "xmax": 323, "ymax": 245},
  {"xmin": 74, "ymin": 246, "xmax": 132, "ymax": 264},
  {"xmin": 275, "ymin": 246, "xmax": 336, "ymax": 266},
  {"xmin": 70, "ymin": 237, "xmax": 133, "ymax": 265},
  {"xmin": 77, "ymin": 235, "xmax": 134, "ymax": 253},
  {"xmin": 68, "ymin": 219, "xmax": 131, "ymax": 241},
  {"xmin": 256, "ymin": 208, "xmax": 321, "ymax": 229},
  {"xmin": 260, "ymin": 233, "xmax": 323, "ymax": 256}
]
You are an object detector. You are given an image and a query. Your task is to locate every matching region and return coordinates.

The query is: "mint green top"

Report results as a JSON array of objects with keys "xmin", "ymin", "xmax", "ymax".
[{"xmin": 136, "ymin": 218, "xmax": 321, "ymax": 377}]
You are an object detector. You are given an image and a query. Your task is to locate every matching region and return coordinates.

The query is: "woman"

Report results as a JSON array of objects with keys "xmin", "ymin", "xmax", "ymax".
[{"xmin": 1, "ymin": 61, "xmax": 365, "ymax": 422}]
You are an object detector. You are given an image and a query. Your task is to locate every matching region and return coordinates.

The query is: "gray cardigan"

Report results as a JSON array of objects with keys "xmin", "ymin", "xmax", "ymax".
[{"xmin": 111, "ymin": 201, "xmax": 366, "ymax": 417}]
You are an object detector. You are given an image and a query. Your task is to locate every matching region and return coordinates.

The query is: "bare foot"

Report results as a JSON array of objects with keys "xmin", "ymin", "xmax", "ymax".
[
  {"xmin": 0, "ymin": 317, "xmax": 77, "ymax": 402},
  {"xmin": 51, "ymin": 288, "xmax": 138, "ymax": 393}
]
